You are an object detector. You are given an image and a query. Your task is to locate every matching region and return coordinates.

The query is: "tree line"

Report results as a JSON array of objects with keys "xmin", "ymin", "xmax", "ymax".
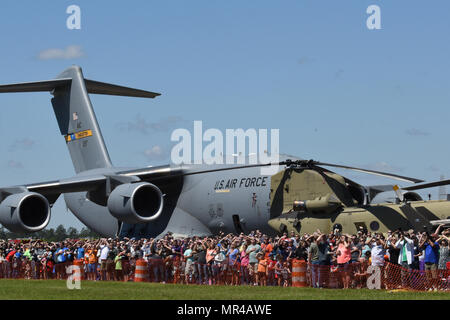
[{"xmin": 0, "ymin": 225, "xmax": 100, "ymax": 242}]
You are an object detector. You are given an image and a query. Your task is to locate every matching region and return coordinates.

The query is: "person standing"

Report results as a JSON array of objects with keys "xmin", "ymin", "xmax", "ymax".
[
  {"xmin": 226, "ymin": 242, "xmax": 240, "ymax": 286},
  {"xmin": 256, "ymin": 252, "xmax": 267, "ymax": 286},
  {"xmin": 114, "ymin": 251, "xmax": 125, "ymax": 281},
  {"xmin": 420, "ymin": 233, "xmax": 440, "ymax": 289},
  {"xmin": 246, "ymin": 238, "xmax": 261, "ymax": 286},
  {"xmin": 367, "ymin": 235, "xmax": 387, "ymax": 267},
  {"xmin": 87, "ymin": 245, "xmax": 98, "ymax": 281},
  {"xmin": 317, "ymin": 234, "xmax": 332, "ymax": 288},
  {"xmin": 308, "ymin": 235, "xmax": 320, "ymax": 288},
  {"xmin": 366, "ymin": 234, "xmax": 387, "ymax": 288},
  {"xmin": 438, "ymin": 237, "xmax": 449, "ymax": 271},
  {"xmin": 194, "ymin": 242, "xmax": 207, "ymax": 285},
  {"xmin": 437, "ymin": 237, "xmax": 449, "ymax": 288},
  {"xmin": 336, "ymin": 235, "xmax": 352, "ymax": 289},
  {"xmin": 99, "ymin": 240, "xmax": 109, "ymax": 281},
  {"xmin": 183, "ymin": 243, "xmax": 195, "ymax": 284},
  {"xmin": 395, "ymin": 232, "xmax": 415, "ymax": 288}
]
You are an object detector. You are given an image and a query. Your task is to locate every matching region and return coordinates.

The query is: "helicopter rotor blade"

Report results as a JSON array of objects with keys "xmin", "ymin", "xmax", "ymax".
[
  {"xmin": 402, "ymin": 178, "xmax": 450, "ymax": 191},
  {"xmin": 137, "ymin": 159, "xmax": 424, "ymax": 185},
  {"xmin": 312, "ymin": 161, "xmax": 424, "ymax": 184}
]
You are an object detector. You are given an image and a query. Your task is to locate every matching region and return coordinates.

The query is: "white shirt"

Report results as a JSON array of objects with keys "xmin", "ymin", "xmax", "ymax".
[
  {"xmin": 395, "ymin": 237, "xmax": 415, "ymax": 265},
  {"xmin": 99, "ymin": 245, "xmax": 109, "ymax": 260}
]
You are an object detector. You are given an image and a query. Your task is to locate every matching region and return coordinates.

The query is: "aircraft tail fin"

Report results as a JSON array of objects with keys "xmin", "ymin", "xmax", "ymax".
[{"xmin": 0, "ymin": 65, "xmax": 160, "ymax": 173}]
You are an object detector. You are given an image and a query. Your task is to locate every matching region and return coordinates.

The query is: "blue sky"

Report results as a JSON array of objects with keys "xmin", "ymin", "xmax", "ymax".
[{"xmin": 0, "ymin": 1, "xmax": 449, "ymax": 229}]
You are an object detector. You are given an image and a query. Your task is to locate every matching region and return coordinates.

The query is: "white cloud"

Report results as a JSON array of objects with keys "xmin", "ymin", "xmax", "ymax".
[
  {"xmin": 143, "ymin": 145, "xmax": 166, "ymax": 160},
  {"xmin": 38, "ymin": 45, "xmax": 84, "ymax": 60}
]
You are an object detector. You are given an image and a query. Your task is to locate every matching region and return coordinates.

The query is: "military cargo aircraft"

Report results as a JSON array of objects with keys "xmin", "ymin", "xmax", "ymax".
[{"xmin": 0, "ymin": 66, "xmax": 449, "ymax": 238}]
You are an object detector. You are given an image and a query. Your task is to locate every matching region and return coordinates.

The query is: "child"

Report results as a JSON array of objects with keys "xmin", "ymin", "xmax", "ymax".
[
  {"xmin": 274, "ymin": 255, "xmax": 283, "ymax": 286},
  {"xmin": 267, "ymin": 256, "xmax": 277, "ymax": 286},
  {"xmin": 256, "ymin": 252, "xmax": 267, "ymax": 286},
  {"xmin": 281, "ymin": 262, "xmax": 291, "ymax": 287}
]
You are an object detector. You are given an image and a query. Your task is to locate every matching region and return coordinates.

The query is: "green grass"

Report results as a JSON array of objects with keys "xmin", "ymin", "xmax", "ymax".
[{"xmin": 0, "ymin": 280, "xmax": 449, "ymax": 300}]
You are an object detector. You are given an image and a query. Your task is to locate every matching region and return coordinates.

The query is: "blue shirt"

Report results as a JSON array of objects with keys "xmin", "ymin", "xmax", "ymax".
[
  {"xmin": 228, "ymin": 248, "xmax": 239, "ymax": 265},
  {"xmin": 424, "ymin": 242, "xmax": 440, "ymax": 264},
  {"xmin": 184, "ymin": 249, "xmax": 194, "ymax": 262},
  {"xmin": 76, "ymin": 247, "xmax": 85, "ymax": 260},
  {"xmin": 57, "ymin": 247, "xmax": 69, "ymax": 263}
]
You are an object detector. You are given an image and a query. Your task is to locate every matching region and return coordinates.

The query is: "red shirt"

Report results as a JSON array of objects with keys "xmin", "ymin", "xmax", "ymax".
[
  {"xmin": 337, "ymin": 243, "xmax": 351, "ymax": 264},
  {"xmin": 6, "ymin": 250, "xmax": 16, "ymax": 262}
]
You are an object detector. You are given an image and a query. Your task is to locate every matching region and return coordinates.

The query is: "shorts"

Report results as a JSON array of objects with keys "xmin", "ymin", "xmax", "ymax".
[
  {"xmin": 106, "ymin": 259, "xmax": 114, "ymax": 272},
  {"xmin": 248, "ymin": 263, "xmax": 258, "ymax": 275},
  {"xmin": 424, "ymin": 263, "xmax": 437, "ymax": 271},
  {"xmin": 88, "ymin": 263, "xmax": 97, "ymax": 273},
  {"xmin": 425, "ymin": 263, "xmax": 437, "ymax": 278},
  {"xmin": 185, "ymin": 260, "xmax": 194, "ymax": 276},
  {"xmin": 100, "ymin": 260, "xmax": 107, "ymax": 271},
  {"xmin": 337, "ymin": 262, "xmax": 351, "ymax": 272},
  {"xmin": 56, "ymin": 262, "xmax": 66, "ymax": 273}
]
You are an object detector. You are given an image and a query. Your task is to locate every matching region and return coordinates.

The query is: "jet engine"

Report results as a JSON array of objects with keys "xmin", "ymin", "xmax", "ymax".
[
  {"xmin": 0, "ymin": 192, "xmax": 51, "ymax": 233},
  {"xmin": 107, "ymin": 182, "xmax": 164, "ymax": 224}
]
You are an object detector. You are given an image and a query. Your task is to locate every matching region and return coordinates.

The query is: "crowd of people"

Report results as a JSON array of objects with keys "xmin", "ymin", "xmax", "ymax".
[{"xmin": 0, "ymin": 225, "xmax": 449, "ymax": 290}]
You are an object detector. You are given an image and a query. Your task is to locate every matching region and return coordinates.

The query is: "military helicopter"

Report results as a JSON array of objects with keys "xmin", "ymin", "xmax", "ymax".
[{"xmin": 265, "ymin": 159, "xmax": 450, "ymax": 235}]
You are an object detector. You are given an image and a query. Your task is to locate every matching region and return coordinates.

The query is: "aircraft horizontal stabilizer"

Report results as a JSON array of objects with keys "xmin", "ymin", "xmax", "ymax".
[
  {"xmin": 0, "ymin": 76, "xmax": 160, "ymax": 98},
  {"xmin": 84, "ymin": 79, "xmax": 160, "ymax": 98},
  {"xmin": 0, "ymin": 78, "xmax": 72, "ymax": 93}
]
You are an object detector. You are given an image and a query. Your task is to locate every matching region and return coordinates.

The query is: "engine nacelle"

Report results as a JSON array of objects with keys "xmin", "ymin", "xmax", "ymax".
[
  {"xmin": 293, "ymin": 194, "xmax": 342, "ymax": 214},
  {"xmin": 0, "ymin": 192, "xmax": 50, "ymax": 233},
  {"xmin": 403, "ymin": 192, "xmax": 423, "ymax": 202},
  {"xmin": 107, "ymin": 182, "xmax": 164, "ymax": 224}
]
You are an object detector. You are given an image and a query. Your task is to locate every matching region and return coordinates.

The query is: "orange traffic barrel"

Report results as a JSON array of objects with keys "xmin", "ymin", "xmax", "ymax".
[
  {"xmin": 72, "ymin": 259, "xmax": 84, "ymax": 281},
  {"xmin": 134, "ymin": 259, "xmax": 149, "ymax": 282},
  {"xmin": 292, "ymin": 259, "xmax": 307, "ymax": 287}
]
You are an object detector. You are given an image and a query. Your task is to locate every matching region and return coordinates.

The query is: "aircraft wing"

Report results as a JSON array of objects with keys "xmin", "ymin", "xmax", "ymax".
[
  {"xmin": 0, "ymin": 165, "xmax": 184, "ymax": 205},
  {"xmin": 0, "ymin": 175, "xmax": 107, "ymax": 205}
]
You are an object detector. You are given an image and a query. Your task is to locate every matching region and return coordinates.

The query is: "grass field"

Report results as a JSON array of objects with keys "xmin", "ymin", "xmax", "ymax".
[{"xmin": 0, "ymin": 279, "xmax": 449, "ymax": 300}]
